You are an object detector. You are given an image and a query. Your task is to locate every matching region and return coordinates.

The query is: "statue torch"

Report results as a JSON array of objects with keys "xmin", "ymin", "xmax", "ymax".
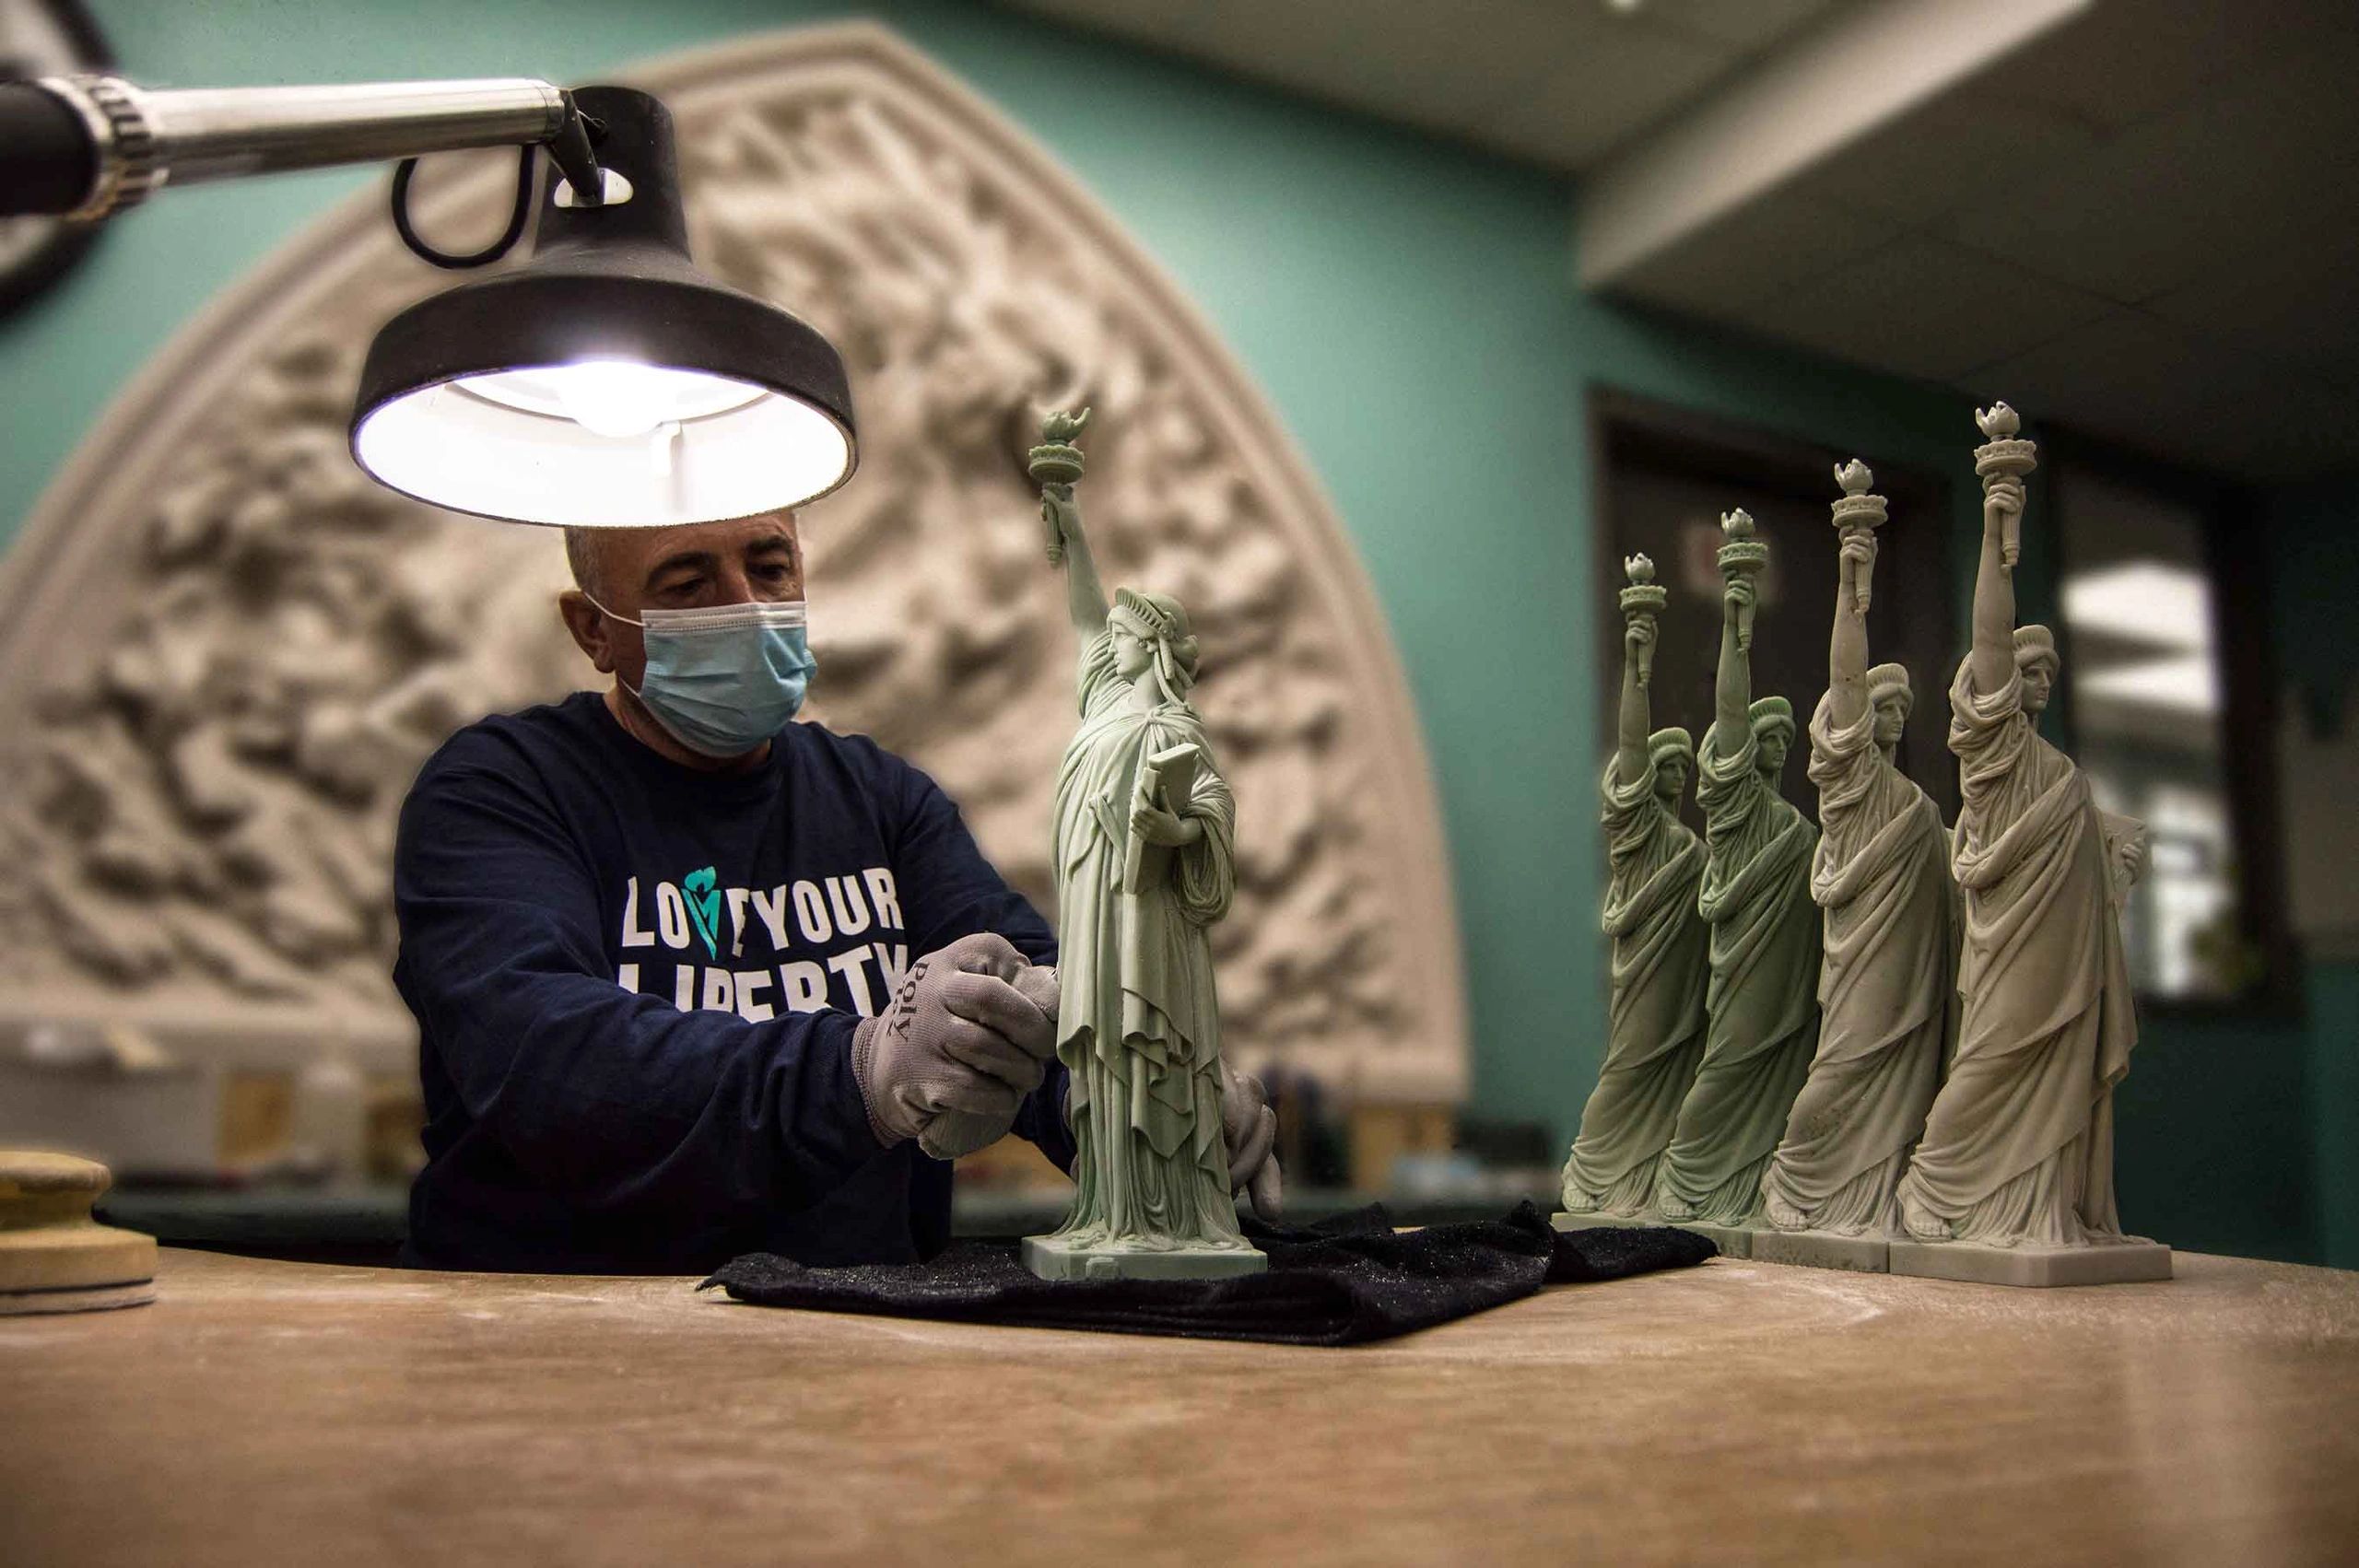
[
  {"xmin": 1620, "ymin": 553, "xmax": 1667, "ymax": 688},
  {"xmin": 1830, "ymin": 458, "xmax": 1887, "ymax": 614},
  {"xmin": 1718, "ymin": 508, "xmax": 1767, "ymax": 651},
  {"xmin": 1027, "ymin": 406, "xmax": 1090, "ymax": 565},
  {"xmin": 1974, "ymin": 402, "xmax": 2036, "ymax": 568}
]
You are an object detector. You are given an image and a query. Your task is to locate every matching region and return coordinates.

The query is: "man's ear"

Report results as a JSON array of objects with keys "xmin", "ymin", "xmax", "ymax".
[{"xmin": 557, "ymin": 589, "xmax": 616, "ymax": 673}]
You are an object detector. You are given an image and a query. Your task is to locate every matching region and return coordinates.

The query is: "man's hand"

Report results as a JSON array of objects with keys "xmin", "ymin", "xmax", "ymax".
[
  {"xmin": 1220, "ymin": 1059, "xmax": 1283, "ymax": 1220},
  {"xmin": 852, "ymin": 934, "xmax": 1057, "ymax": 1153},
  {"xmin": 916, "ymin": 964, "xmax": 1062, "ymax": 1160}
]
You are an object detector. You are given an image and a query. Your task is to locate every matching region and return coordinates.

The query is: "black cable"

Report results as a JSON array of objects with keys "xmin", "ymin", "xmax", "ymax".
[{"xmin": 389, "ymin": 143, "xmax": 536, "ymax": 270}]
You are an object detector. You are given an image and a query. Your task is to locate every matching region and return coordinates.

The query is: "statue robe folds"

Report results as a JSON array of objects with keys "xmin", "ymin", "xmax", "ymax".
[
  {"xmin": 1655, "ymin": 730, "xmax": 1821, "ymax": 1223},
  {"xmin": 1762, "ymin": 696, "xmax": 1956, "ymax": 1233},
  {"xmin": 1049, "ymin": 629, "xmax": 1247, "ymax": 1252},
  {"xmin": 1561, "ymin": 761, "xmax": 1708, "ymax": 1215},
  {"xmin": 1896, "ymin": 661, "xmax": 2137, "ymax": 1246}
]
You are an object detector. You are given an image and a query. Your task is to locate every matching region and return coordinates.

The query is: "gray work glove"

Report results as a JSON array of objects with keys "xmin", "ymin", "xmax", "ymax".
[
  {"xmin": 917, "ymin": 963, "xmax": 1060, "ymax": 1160},
  {"xmin": 851, "ymin": 933, "xmax": 1059, "ymax": 1159},
  {"xmin": 1220, "ymin": 1059, "xmax": 1283, "ymax": 1221}
]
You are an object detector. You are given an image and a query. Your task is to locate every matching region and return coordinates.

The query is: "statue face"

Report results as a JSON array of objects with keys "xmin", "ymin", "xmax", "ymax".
[
  {"xmin": 2021, "ymin": 658, "xmax": 2056, "ymax": 713},
  {"xmin": 1109, "ymin": 614, "xmax": 1156, "ymax": 679},
  {"xmin": 1653, "ymin": 754, "xmax": 1690, "ymax": 800},
  {"xmin": 1872, "ymin": 692, "xmax": 1909, "ymax": 748},
  {"xmin": 1755, "ymin": 729, "xmax": 1790, "ymax": 774}
]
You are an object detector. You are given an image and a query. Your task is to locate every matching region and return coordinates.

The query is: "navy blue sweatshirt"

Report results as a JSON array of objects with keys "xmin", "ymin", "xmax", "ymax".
[{"xmin": 393, "ymin": 691, "xmax": 1070, "ymax": 1273}]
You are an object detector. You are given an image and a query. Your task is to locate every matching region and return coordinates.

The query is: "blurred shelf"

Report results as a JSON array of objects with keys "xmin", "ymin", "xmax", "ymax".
[
  {"xmin": 91, "ymin": 1178, "xmax": 1561, "ymax": 1261},
  {"xmin": 98, "ymin": 1184, "xmax": 411, "ymax": 1267}
]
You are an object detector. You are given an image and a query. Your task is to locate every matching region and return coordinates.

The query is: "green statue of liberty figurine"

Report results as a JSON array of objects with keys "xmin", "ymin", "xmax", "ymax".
[
  {"xmin": 1652, "ymin": 509, "xmax": 1823, "ymax": 1228},
  {"xmin": 1020, "ymin": 409, "xmax": 1271, "ymax": 1281}
]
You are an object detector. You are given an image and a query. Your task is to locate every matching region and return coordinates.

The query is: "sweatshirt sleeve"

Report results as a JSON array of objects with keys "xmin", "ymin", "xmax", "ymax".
[
  {"xmin": 393, "ymin": 741, "xmax": 886, "ymax": 1229},
  {"xmin": 887, "ymin": 755, "xmax": 1075, "ymax": 1172}
]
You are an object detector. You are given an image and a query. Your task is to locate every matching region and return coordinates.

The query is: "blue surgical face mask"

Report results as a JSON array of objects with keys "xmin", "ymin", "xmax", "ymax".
[{"xmin": 591, "ymin": 595, "xmax": 816, "ymax": 758}]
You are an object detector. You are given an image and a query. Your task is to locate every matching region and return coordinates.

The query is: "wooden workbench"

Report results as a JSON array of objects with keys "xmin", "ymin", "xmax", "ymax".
[{"xmin": 4, "ymin": 1246, "xmax": 2355, "ymax": 1565}]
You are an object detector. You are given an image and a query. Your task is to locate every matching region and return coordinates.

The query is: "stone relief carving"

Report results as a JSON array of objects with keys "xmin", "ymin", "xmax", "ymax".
[{"xmin": 0, "ymin": 22, "xmax": 1467, "ymax": 1101}]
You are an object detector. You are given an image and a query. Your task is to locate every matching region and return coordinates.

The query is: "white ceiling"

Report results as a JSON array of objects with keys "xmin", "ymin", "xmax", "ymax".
[
  {"xmin": 1642, "ymin": 0, "xmax": 2359, "ymax": 481},
  {"xmin": 1010, "ymin": 0, "xmax": 1858, "ymax": 170},
  {"xmin": 1005, "ymin": 0, "xmax": 2359, "ymax": 483}
]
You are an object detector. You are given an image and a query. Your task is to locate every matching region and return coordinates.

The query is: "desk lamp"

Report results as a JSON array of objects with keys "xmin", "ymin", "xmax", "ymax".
[{"xmin": 0, "ymin": 75, "xmax": 858, "ymax": 526}]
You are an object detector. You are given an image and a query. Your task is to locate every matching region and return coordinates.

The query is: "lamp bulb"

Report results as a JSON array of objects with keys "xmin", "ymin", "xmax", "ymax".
[{"xmin": 554, "ymin": 360, "xmax": 672, "ymax": 439}]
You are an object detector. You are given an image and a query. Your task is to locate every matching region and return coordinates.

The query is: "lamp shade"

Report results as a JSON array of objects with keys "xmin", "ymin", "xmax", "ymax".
[{"xmin": 350, "ymin": 86, "xmax": 856, "ymax": 527}]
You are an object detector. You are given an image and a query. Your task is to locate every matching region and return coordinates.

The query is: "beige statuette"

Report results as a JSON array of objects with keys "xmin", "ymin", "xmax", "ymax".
[
  {"xmin": 1889, "ymin": 404, "xmax": 2167, "ymax": 1287},
  {"xmin": 0, "ymin": 1150, "xmax": 158, "ymax": 1314},
  {"xmin": 1758, "ymin": 468, "xmax": 1956, "ymax": 1259}
]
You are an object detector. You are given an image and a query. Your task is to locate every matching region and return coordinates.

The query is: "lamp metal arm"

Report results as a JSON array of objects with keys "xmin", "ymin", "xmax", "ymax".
[{"xmin": 0, "ymin": 75, "xmax": 604, "ymax": 222}]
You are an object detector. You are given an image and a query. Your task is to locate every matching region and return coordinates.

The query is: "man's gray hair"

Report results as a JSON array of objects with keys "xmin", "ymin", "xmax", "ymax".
[{"xmin": 562, "ymin": 527, "xmax": 601, "ymax": 599}]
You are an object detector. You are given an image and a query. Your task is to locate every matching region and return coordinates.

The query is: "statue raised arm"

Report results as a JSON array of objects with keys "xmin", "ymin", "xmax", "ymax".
[
  {"xmin": 1711, "ymin": 510, "xmax": 1764, "ymax": 756},
  {"xmin": 1030, "ymin": 408, "xmax": 1109, "ymax": 640},
  {"xmin": 1827, "ymin": 531, "xmax": 1876, "ymax": 730},
  {"xmin": 1967, "ymin": 404, "xmax": 2035, "ymax": 696},
  {"xmin": 1623, "ymin": 613, "xmax": 1661, "ymax": 782}
]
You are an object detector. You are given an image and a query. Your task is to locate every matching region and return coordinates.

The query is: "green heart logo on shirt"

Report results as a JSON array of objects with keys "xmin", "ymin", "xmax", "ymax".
[{"xmin": 683, "ymin": 866, "xmax": 722, "ymax": 959}]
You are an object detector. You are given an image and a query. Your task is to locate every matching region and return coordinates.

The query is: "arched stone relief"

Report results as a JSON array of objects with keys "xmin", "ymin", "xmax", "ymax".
[{"xmin": 0, "ymin": 22, "xmax": 1467, "ymax": 1102}]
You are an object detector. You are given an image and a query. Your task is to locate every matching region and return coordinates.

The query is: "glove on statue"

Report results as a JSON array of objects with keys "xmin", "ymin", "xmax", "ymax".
[
  {"xmin": 1220, "ymin": 1059, "xmax": 1284, "ymax": 1220},
  {"xmin": 1054, "ymin": 1051, "xmax": 1284, "ymax": 1216},
  {"xmin": 851, "ymin": 932, "xmax": 1060, "ymax": 1160}
]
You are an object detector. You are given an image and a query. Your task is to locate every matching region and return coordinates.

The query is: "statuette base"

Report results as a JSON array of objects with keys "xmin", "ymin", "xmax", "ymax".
[
  {"xmin": 1887, "ymin": 1237, "xmax": 2172, "ymax": 1288},
  {"xmin": 1022, "ymin": 1234, "xmax": 1269, "ymax": 1282},
  {"xmin": 1552, "ymin": 1210, "xmax": 1749, "ymax": 1259},
  {"xmin": 1748, "ymin": 1227, "xmax": 1891, "ymax": 1274}
]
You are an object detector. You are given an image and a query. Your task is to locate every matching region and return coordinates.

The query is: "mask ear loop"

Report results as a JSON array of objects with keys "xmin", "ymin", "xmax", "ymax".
[
  {"xmin": 581, "ymin": 591, "xmax": 645, "ymax": 629},
  {"xmin": 578, "ymin": 591, "xmax": 660, "ymax": 714}
]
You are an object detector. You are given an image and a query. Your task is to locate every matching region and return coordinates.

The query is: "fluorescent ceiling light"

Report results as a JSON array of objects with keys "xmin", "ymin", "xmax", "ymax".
[
  {"xmin": 2061, "ymin": 561, "xmax": 2212, "ymax": 652},
  {"xmin": 2078, "ymin": 654, "xmax": 2220, "ymax": 715}
]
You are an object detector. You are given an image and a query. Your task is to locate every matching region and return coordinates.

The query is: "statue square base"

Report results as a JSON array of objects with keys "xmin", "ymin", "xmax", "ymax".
[
  {"xmin": 1553, "ymin": 1210, "xmax": 1751, "ymax": 1260},
  {"xmin": 1020, "ymin": 1234, "xmax": 1268, "ymax": 1282},
  {"xmin": 1746, "ymin": 1227, "xmax": 1891, "ymax": 1273},
  {"xmin": 1886, "ymin": 1237, "xmax": 2172, "ymax": 1288}
]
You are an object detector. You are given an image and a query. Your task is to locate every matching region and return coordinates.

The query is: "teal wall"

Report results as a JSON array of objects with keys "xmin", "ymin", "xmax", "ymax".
[
  {"xmin": 2, "ymin": 0, "xmax": 2341, "ymax": 1264},
  {"xmin": 2264, "ymin": 475, "xmax": 2359, "ymax": 1268}
]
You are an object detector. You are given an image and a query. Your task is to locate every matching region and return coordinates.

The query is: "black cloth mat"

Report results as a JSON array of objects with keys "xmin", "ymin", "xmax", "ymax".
[{"xmin": 699, "ymin": 1201, "xmax": 1714, "ymax": 1346}]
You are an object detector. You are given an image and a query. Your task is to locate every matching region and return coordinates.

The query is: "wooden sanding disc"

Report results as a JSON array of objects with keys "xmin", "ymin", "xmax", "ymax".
[{"xmin": 0, "ymin": 1150, "xmax": 158, "ymax": 1315}]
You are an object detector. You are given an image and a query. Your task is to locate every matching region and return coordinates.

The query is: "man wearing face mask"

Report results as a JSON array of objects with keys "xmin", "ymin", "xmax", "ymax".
[{"xmin": 392, "ymin": 513, "xmax": 1274, "ymax": 1273}]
